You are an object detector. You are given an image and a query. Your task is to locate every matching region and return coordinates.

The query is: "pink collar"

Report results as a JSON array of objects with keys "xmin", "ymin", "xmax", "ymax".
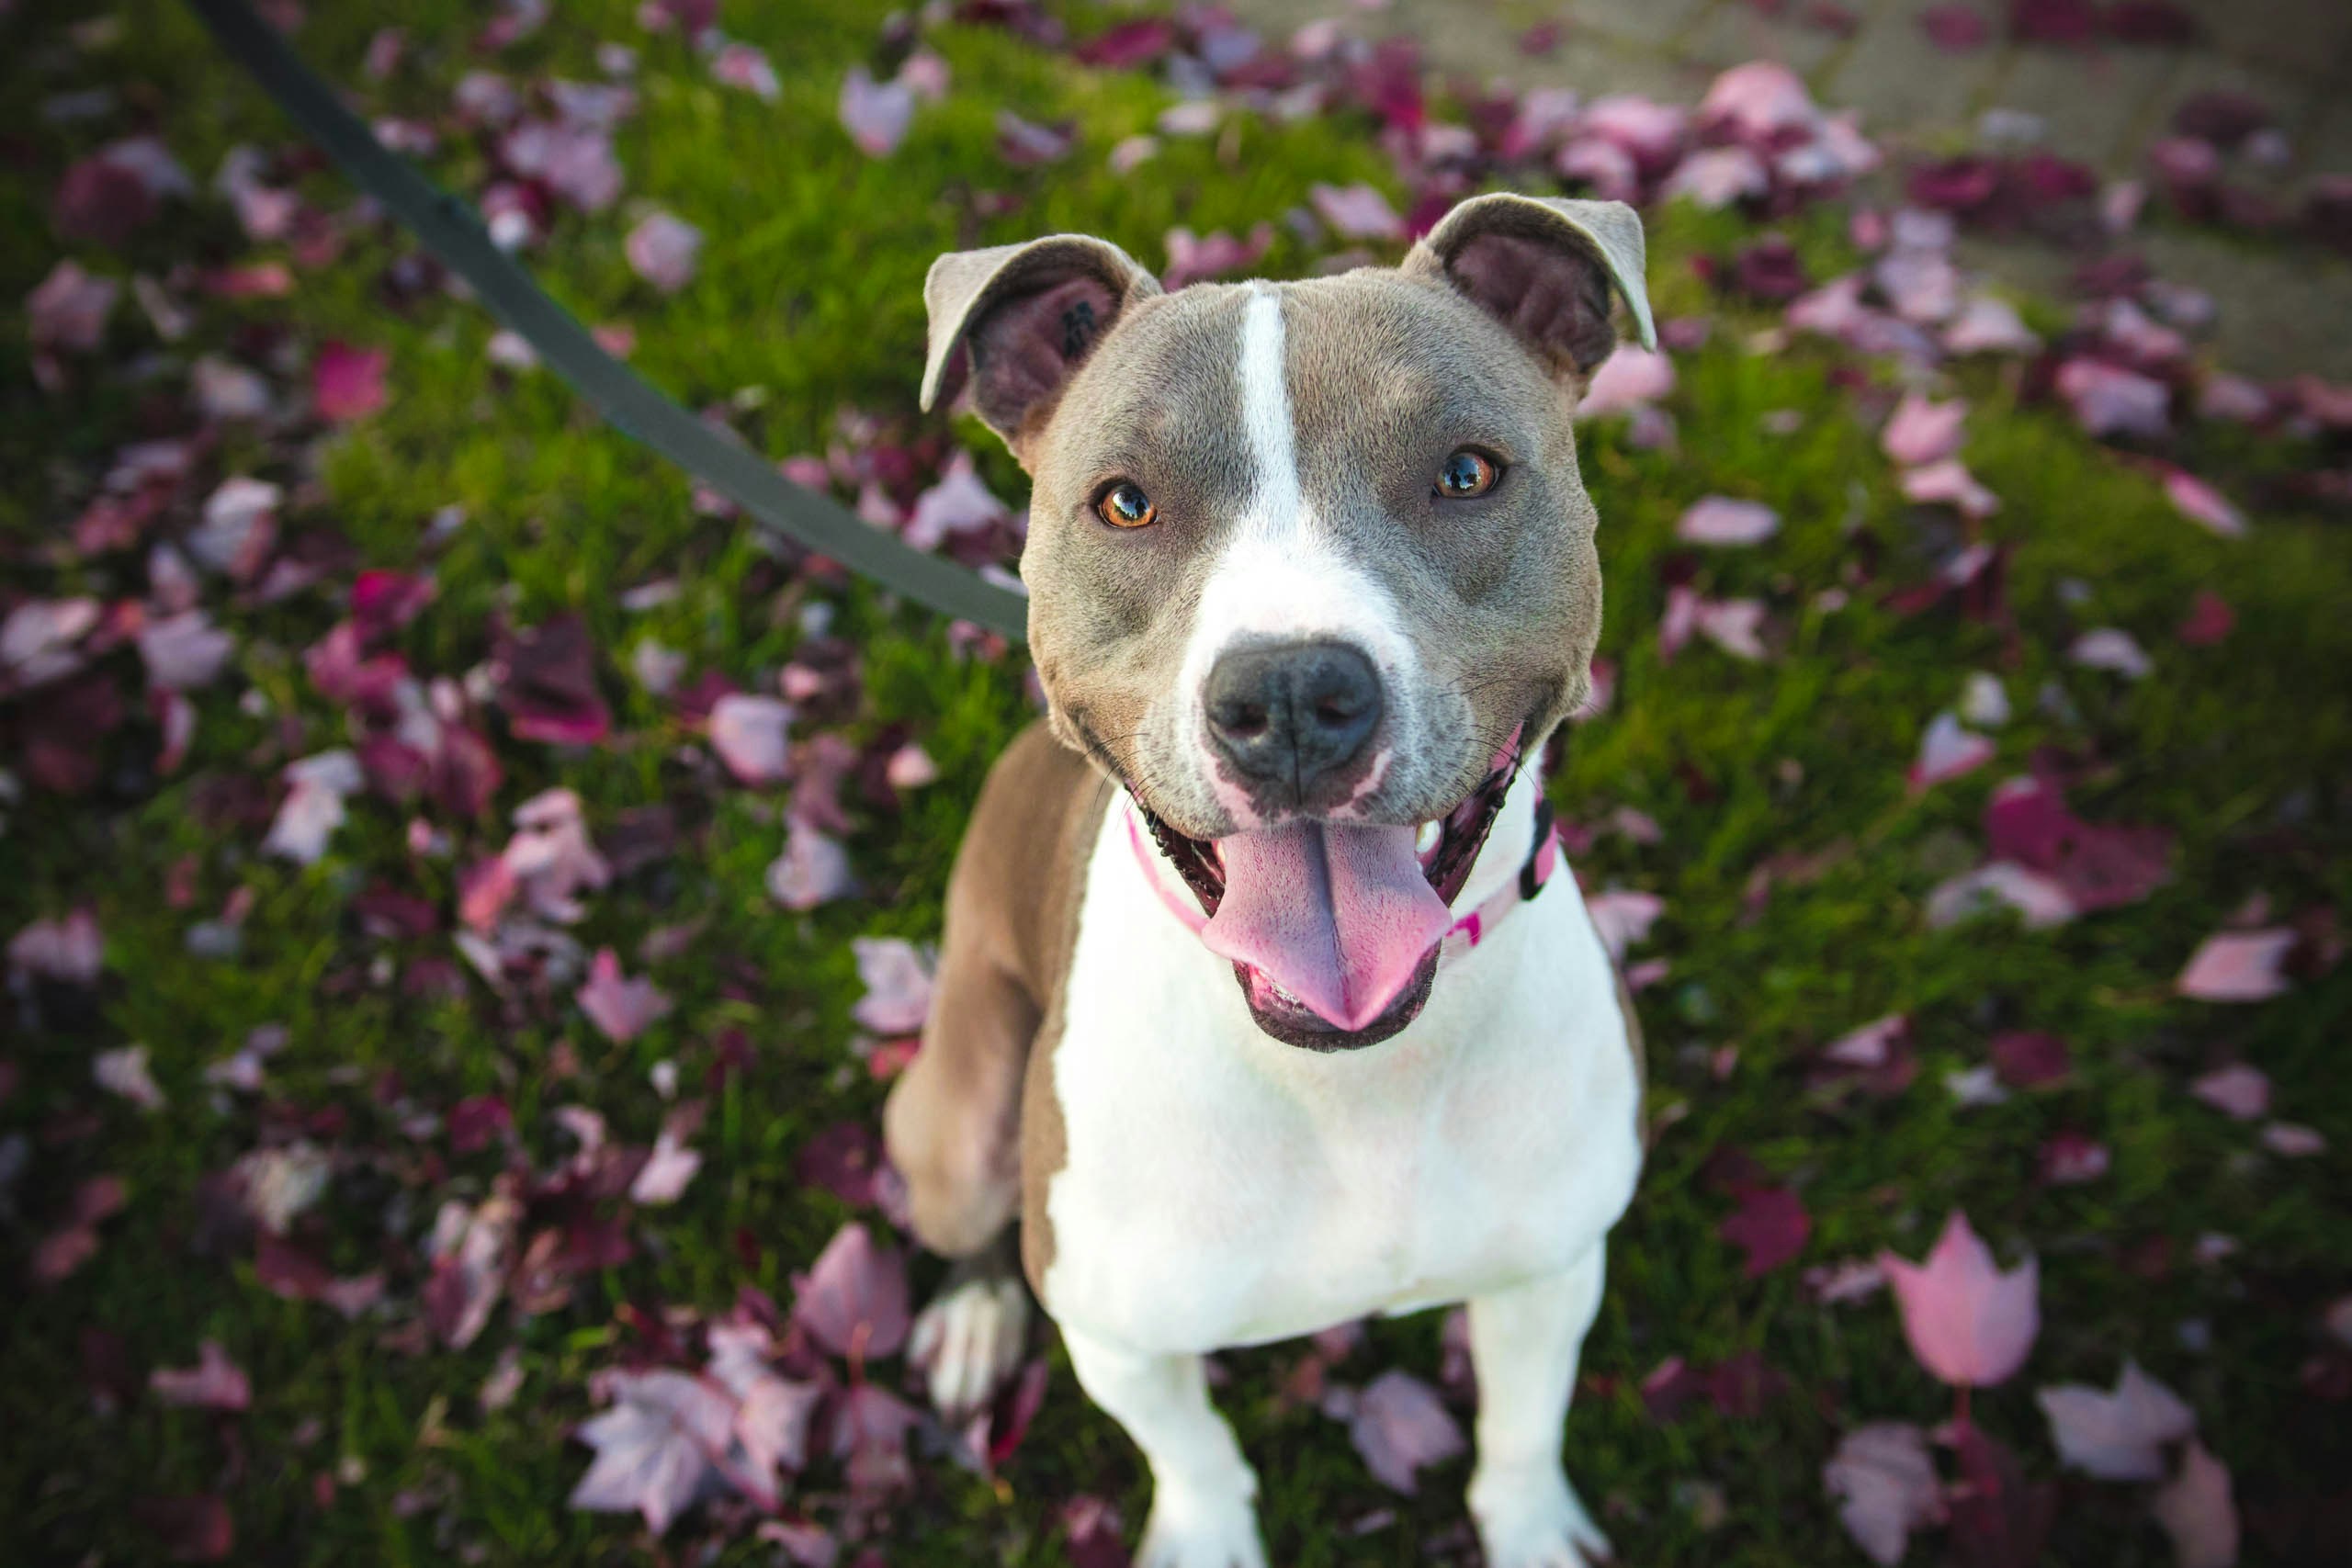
[{"xmin": 1124, "ymin": 795, "xmax": 1562, "ymax": 965}]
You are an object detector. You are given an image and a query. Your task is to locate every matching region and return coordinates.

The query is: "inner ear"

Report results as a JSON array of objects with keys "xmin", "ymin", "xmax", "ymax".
[
  {"xmin": 963, "ymin": 274, "xmax": 1120, "ymax": 448},
  {"xmin": 1443, "ymin": 231, "xmax": 1617, "ymax": 381}
]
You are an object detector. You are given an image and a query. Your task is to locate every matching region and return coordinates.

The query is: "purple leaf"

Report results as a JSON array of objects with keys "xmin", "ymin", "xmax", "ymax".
[
  {"xmin": 1720, "ymin": 1184, "xmax": 1812, "ymax": 1276},
  {"xmin": 1880, "ymin": 1211, "xmax": 2039, "ymax": 1388},
  {"xmin": 2037, "ymin": 1360, "xmax": 2195, "ymax": 1480},
  {"xmin": 577, "ymin": 948, "xmax": 671, "ymax": 1043},
  {"xmin": 312, "ymin": 343, "xmax": 387, "ymax": 422},
  {"xmin": 625, "ymin": 211, "xmax": 703, "ymax": 294},
  {"xmin": 1347, "ymin": 1371, "xmax": 1464, "ymax": 1494},
  {"xmin": 1824, "ymin": 1421, "xmax": 1945, "ymax": 1564},
  {"xmin": 793, "ymin": 1222, "xmax": 910, "ymax": 1360},
  {"xmin": 569, "ymin": 1369, "xmax": 735, "ymax": 1534}
]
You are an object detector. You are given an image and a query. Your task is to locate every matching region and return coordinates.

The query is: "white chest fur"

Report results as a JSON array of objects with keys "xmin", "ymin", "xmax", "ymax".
[{"xmin": 1038, "ymin": 772, "xmax": 1644, "ymax": 1354}]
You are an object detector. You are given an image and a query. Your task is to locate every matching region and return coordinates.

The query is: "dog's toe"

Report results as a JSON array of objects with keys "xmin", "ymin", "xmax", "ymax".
[
  {"xmin": 910, "ymin": 1266, "xmax": 1029, "ymax": 1419},
  {"xmin": 1135, "ymin": 1484, "xmax": 1267, "ymax": 1568},
  {"xmin": 1471, "ymin": 1468, "xmax": 1612, "ymax": 1568}
]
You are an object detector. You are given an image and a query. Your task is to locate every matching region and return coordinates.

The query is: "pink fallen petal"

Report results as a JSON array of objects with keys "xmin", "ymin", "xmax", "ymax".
[
  {"xmin": 1584, "ymin": 889, "xmax": 1664, "ymax": 960},
  {"xmin": 2153, "ymin": 1441, "xmax": 2238, "ymax": 1568},
  {"xmin": 2070, "ymin": 627, "xmax": 2152, "ymax": 679},
  {"xmin": 839, "ymin": 67, "xmax": 913, "ymax": 156},
  {"xmin": 264, "ymin": 750, "xmax": 366, "ymax": 864},
  {"xmin": 137, "ymin": 610, "xmax": 235, "ymax": 691},
  {"xmin": 850, "ymin": 936, "xmax": 933, "ymax": 1034},
  {"xmin": 1348, "ymin": 1370, "xmax": 1465, "ymax": 1494},
  {"xmin": 1825, "ymin": 1013, "xmax": 1907, "ymax": 1068},
  {"xmin": 2176, "ymin": 931, "xmax": 2295, "ymax": 1002},
  {"xmin": 312, "ymin": 343, "xmax": 388, "ymax": 423},
  {"xmin": 629, "ymin": 1127, "xmax": 702, "ymax": 1205},
  {"xmin": 1663, "ymin": 146, "xmax": 1769, "ymax": 209},
  {"xmin": 2160, "ymin": 468, "xmax": 2247, "ymax": 538},
  {"xmin": 1161, "ymin": 222, "xmax": 1277, "ymax": 291},
  {"xmin": 2177, "ymin": 590, "xmax": 2233, "ymax": 646},
  {"xmin": 27, "ymin": 259, "xmax": 120, "ymax": 352},
  {"xmin": 150, "ymin": 1340, "xmax": 252, "ymax": 1411},
  {"xmin": 1823, "ymin": 1421, "xmax": 1945, "ymax": 1565},
  {"xmin": 2055, "ymin": 358, "xmax": 2170, "ymax": 440},
  {"xmin": 2188, "ymin": 1064, "xmax": 2269, "ymax": 1120},
  {"xmin": 904, "ymin": 451, "xmax": 1009, "ymax": 551},
  {"xmin": 568, "ymin": 1369, "xmax": 735, "ymax": 1535},
  {"xmin": 2258, "ymin": 1122, "xmax": 2325, "ymax": 1156},
  {"xmin": 2037, "ymin": 1360, "xmax": 2196, "ymax": 1480},
  {"xmin": 576, "ymin": 948, "xmax": 672, "ymax": 1043},
  {"xmin": 94, "ymin": 1044, "xmax": 166, "ymax": 1111},
  {"xmin": 2041, "ymin": 1130, "xmax": 2109, "ymax": 1184},
  {"xmin": 710, "ymin": 41, "xmax": 780, "ymax": 101},
  {"xmin": 1308, "ymin": 181, "xmax": 1404, "ymax": 242},
  {"xmin": 1582, "ymin": 94, "xmax": 1687, "ymax": 168},
  {"xmin": 1720, "ymin": 1184, "xmax": 1811, "ymax": 1276},
  {"xmin": 1900, "ymin": 457, "xmax": 2001, "ymax": 518},
  {"xmin": 1577, "ymin": 344, "xmax": 1676, "ymax": 418},
  {"xmin": 625, "ymin": 211, "xmax": 703, "ymax": 294},
  {"xmin": 707, "ymin": 694, "xmax": 794, "ymax": 785},
  {"xmin": 1944, "ymin": 293, "xmax": 2041, "ymax": 355},
  {"xmin": 1882, "ymin": 392, "xmax": 1967, "ymax": 466},
  {"xmin": 766, "ymin": 824, "xmax": 854, "ymax": 910},
  {"xmin": 792, "ymin": 1222, "xmax": 910, "ymax": 1360},
  {"xmin": 1676, "ymin": 495, "xmax": 1780, "ymax": 546},
  {"xmin": 1700, "ymin": 60, "xmax": 1818, "ymax": 139},
  {"xmin": 1879, "ymin": 1210, "xmax": 2039, "ymax": 1388},
  {"xmin": 9, "ymin": 908, "xmax": 104, "ymax": 986},
  {"xmin": 1907, "ymin": 710, "xmax": 1996, "ymax": 791}
]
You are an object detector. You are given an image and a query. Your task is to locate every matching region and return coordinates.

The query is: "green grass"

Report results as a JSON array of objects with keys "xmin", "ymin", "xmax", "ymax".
[{"xmin": 3, "ymin": 1, "xmax": 2347, "ymax": 1564}]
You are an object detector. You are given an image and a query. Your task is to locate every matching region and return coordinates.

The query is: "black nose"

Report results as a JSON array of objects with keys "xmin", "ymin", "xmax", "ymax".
[{"xmin": 1204, "ymin": 641, "xmax": 1384, "ymax": 798}]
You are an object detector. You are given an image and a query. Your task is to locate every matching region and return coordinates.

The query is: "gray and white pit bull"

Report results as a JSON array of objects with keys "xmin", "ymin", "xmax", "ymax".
[{"xmin": 884, "ymin": 192, "xmax": 1653, "ymax": 1568}]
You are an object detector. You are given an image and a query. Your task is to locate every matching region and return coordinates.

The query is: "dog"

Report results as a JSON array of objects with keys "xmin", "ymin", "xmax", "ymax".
[{"xmin": 883, "ymin": 192, "xmax": 1652, "ymax": 1568}]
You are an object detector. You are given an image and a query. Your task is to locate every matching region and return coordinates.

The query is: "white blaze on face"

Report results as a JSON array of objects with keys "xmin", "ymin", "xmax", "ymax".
[{"xmin": 1173, "ymin": 286, "xmax": 1419, "ymax": 814}]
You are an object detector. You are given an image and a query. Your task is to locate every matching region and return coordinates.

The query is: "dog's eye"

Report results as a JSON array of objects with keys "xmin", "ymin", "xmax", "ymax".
[
  {"xmin": 1095, "ymin": 480, "xmax": 1158, "ymax": 529},
  {"xmin": 1435, "ymin": 449, "xmax": 1498, "ymax": 499}
]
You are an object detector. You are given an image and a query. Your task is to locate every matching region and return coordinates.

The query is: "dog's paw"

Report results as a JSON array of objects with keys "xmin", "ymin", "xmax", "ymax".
[
  {"xmin": 907, "ymin": 1258, "xmax": 1028, "ymax": 1420},
  {"xmin": 1136, "ymin": 1480, "xmax": 1267, "ymax": 1568},
  {"xmin": 1469, "ymin": 1466, "xmax": 1612, "ymax": 1568}
]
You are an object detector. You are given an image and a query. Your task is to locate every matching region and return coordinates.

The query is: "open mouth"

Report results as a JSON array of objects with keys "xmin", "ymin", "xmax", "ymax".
[{"xmin": 1138, "ymin": 733, "xmax": 1523, "ymax": 1051}]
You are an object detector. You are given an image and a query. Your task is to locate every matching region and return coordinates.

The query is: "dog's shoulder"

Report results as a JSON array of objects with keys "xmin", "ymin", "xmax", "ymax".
[{"xmin": 951, "ymin": 719, "xmax": 1115, "ymax": 1001}]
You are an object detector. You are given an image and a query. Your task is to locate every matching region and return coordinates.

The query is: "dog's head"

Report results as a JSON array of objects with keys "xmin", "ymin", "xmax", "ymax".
[{"xmin": 922, "ymin": 193, "xmax": 1652, "ymax": 1049}]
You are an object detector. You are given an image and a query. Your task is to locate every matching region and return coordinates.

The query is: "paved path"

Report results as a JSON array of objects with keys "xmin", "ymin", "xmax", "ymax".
[{"xmin": 1227, "ymin": 0, "xmax": 2352, "ymax": 378}]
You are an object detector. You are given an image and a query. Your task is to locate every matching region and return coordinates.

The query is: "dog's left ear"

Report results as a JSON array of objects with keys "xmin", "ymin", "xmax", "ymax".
[{"xmin": 1404, "ymin": 194, "xmax": 1657, "ymax": 389}]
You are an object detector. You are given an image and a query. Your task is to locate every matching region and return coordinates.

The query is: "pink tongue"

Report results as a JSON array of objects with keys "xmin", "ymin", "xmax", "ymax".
[{"xmin": 1200, "ymin": 821, "xmax": 1453, "ymax": 1032}]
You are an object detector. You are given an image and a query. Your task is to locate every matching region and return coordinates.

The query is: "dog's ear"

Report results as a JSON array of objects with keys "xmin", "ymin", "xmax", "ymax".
[
  {"xmin": 920, "ymin": 235, "xmax": 1160, "ymax": 467},
  {"xmin": 1403, "ymin": 194, "xmax": 1656, "ymax": 391}
]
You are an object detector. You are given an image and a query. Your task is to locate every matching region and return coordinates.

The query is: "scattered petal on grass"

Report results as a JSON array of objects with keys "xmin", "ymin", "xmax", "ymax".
[
  {"xmin": 577, "ymin": 948, "xmax": 671, "ymax": 1043},
  {"xmin": 1720, "ymin": 1184, "xmax": 1812, "ymax": 1276},
  {"xmin": 1908, "ymin": 710, "xmax": 1996, "ymax": 790},
  {"xmin": 1880, "ymin": 1211, "xmax": 2039, "ymax": 1387},
  {"xmin": 767, "ymin": 823, "xmax": 854, "ymax": 910},
  {"xmin": 710, "ymin": 41, "xmax": 780, "ymax": 101},
  {"xmin": 2037, "ymin": 1360, "xmax": 2196, "ymax": 1480},
  {"xmin": 28, "ymin": 260, "xmax": 119, "ymax": 352},
  {"xmin": 1882, "ymin": 392, "xmax": 1967, "ymax": 466},
  {"xmin": 2070, "ymin": 627, "xmax": 2152, "ymax": 678},
  {"xmin": 1346, "ymin": 1371, "xmax": 1464, "ymax": 1495},
  {"xmin": 1584, "ymin": 889, "xmax": 1665, "ymax": 960},
  {"xmin": 264, "ymin": 750, "xmax": 366, "ymax": 864},
  {"xmin": 707, "ymin": 694, "xmax": 794, "ymax": 784},
  {"xmin": 629, "ymin": 1126, "xmax": 703, "ymax": 1205},
  {"xmin": 2160, "ymin": 468, "xmax": 2246, "ymax": 538},
  {"xmin": 840, "ymin": 67, "xmax": 913, "ymax": 156},
  {"xmin": 1309, "ymin": 181, "xmax": 1404, "ymax": 241},
  {"xmin": 1676, "ymin": 495, "xmax": 1780, "ymax": 545},
  {"xmin": 2188, "ymin": 1064, "xmax": 2269, "ymax": 1119},
  {"xmin": 569, "ymin": 1369, "xmax": 736, "ymax": 1534},
  {"xmin": 850, "ymin": 937, "xmax": 933, "ymax": 1034},
  {"xmin": 2055, "ymin": 358, "xmax": 2170, "ymax": 440},
  {"xmin": 2258, "ymin": 1122, "xmax": 2325, "ymax": 1156},
  {"xmin": 9, "ymin": 908, "xmax": 104, "ymax": 986},
  {"xmin": 2177, "ymin": 931, "xmax": 2295, "ymax": 1002},
  {"xmin": 1900, "ymin": 457, "xmax": 2001, "ymax": 518},
  {"xmin": 95, "ymin": 1044, "xmax": 165, "ymax": 1111},
  {"xmin": 625, "ymin": 211, "xmax": 702, "ymax": 293},
  {"xmin": 150, "ymin": 1340, "xmax": 251, "ymax": 1411},
  {"xmin": 1578, "ymin": 344, "xmax": 1676, "ymax": 417},
  {"xmin": 792, "ymin": 1222, "xmax": 910, "ymax": 1360},
  {"xmin": 312, "ymin": 343, "xmax": 388, "ymax": 422},
  {"xmin": 1823, "ymin": 1422, "xmax": 1944, "ymax": 1565},
  {"xmin": 2153, "ymin": 1441, "xmax": 2238, "ymax": 1568}
]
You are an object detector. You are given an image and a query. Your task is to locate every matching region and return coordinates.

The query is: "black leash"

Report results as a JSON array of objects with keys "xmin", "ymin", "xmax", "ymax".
[{"xmin": 181, "ymin": 0, "xmax": 1032, "ymax": 642}]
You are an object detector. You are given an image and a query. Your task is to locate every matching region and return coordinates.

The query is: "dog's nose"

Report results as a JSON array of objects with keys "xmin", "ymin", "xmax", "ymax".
[{"xmin": 1204, "ymin": 641, "xmax": 1384, "ymax": 795}]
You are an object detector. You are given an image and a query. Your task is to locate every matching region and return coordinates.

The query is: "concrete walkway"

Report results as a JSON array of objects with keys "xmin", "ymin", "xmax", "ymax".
[{"xmin": 1227, "ymin": 0, "xmax": 2352, "ymax": 378}]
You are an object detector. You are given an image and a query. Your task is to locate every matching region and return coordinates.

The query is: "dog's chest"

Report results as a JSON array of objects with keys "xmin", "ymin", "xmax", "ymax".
[{"xmin": 1034, "ymin": 809, "xmax": 1641, "ymax": 1353}]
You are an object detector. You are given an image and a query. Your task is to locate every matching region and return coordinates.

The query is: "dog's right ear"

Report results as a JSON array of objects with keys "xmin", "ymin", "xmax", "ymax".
[{"xmin": 920, "ymin": 235, "xmax": 1160, "ymax": 468}]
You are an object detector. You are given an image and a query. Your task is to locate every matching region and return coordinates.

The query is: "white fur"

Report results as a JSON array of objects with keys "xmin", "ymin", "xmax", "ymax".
[{"xmin": 1040, "ymin": 764, "xmax": 1642, "ymax": 1564}]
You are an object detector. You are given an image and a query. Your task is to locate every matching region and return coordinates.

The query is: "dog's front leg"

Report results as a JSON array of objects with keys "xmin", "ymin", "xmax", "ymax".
[
  {"xmin": 1061, "ymin": 1325, "xmax": 1266, "ymax": 1568},
  {"xmin": 1465, "ymin": 1248, "xmax": 1613, "ymax": 1568}
]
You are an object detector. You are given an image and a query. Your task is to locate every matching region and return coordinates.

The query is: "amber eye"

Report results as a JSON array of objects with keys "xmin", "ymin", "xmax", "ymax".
[
  {"xmin": 1435, "ymin": 448, "xmax": 1499, "ymax": 499},
  {"xmin": 1096, "ymin": 480, "xmax": 1158, "ymax": 529}
]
